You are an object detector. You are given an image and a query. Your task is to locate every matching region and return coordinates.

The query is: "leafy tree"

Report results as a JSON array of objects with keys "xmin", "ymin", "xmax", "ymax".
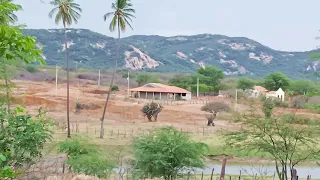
[
  {"xmin": 67, "ymin": 154, "xmax": 115, "ymax": 178},
  {"xmin": 59, "ymin": 136, "xmax": 115, "ymax": 179},
  {"xmin": 201, "ymin": 102, "xmax": 230, "ymax": 126},
  {"xmin": 49, "ymin": 0, "xmax": 82, "ymax": 138},
  {"xmin": 100, "ymin": 0, "xmax": 135, "ymax": 138},
  {"xmin": 136, "ymin": 74, "xmax": 151, "ymax": 86},
  {"xmin": 0, "ymin": 26, "xmax": 44, "ymax": 112},
  {"xmin": 0, "ymin": 0, "xmax": 21, "ymax": 25},
  {"xmin": 168, "ymin": 74, "xmax": 192, "ymax": 89},
  {"xmin": 237, "ymin": 78, "xmax": 254, "ymax": 90},
  {"xmin": 132, "ymin": 127, "xmax": 207, "ymax": 179},
  {"xmin": 0, "ymin": 106, "xmax": 52, "ymax": 177},
  {"xmin": 263, "ymin": 72, "xmax": 291, "ymax": 91},
  {"xmin": 226, "ymin": 106, "xmax": 320, "ymax": 180},
  {"xmin": 190, "ymin": 83, "xmax": 211, "ymax": 93},
  {"xmin": 288, "ymin": 80, "xmax": 317, "ymax": 96},
  {"xmin": 195, "ymin": 66, "xmax": 224, "ymax": 87}
]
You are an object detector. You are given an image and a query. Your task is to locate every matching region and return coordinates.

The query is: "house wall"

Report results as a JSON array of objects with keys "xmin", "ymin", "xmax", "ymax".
[
  {"xmin": 134, "ymin": 91, "xmax": 191, "ymax": 100},
  {"xmin": 184, "ymin": 93, "xmax": 192, "ymax": 100}
]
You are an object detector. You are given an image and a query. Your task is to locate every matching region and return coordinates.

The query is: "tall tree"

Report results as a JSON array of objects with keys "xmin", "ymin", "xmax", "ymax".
[
  {"xmin": 100, "ymin": 0, "xmax": 135, "ymax": 138},
  {"xmin": 263, "ymin": 72, "xmax": 291, "ymax": 91},
  {"xmin": 48, "ymin": 0, "xmax": 82, "ymax": 138}
]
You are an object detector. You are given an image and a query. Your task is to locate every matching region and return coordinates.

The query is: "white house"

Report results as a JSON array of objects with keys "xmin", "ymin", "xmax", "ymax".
[{"xmin": 266, "ymin": 88, "xmax": 285, "ymax": 102}]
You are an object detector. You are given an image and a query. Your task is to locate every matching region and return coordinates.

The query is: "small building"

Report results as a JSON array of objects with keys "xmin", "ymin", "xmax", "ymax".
[
  {"xmin": 266, "ymin": 88, "xmax": 285, "ymax": 102},
  {"xmin": 129, "ymin": 83, "xmax": 192, "ymax": 100}
]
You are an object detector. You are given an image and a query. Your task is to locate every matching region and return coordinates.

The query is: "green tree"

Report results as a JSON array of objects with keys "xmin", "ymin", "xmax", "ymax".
[
  {"xmin": 288, "ymin": 80, "xmax": 317, "ymax": 96},
  {"xmin": 192, "ymin": 66, "xmax": 224, "ymax": 92},
  {"xmin": 58, "ymin": 137, "xmax": 115, "ymax": 179},
  {"xmin": 100, "ymin": 0, "xmax": 135, "ymax": 139},
  {"xmin": 226, "ymin": 106, "xmax": 320, "ymax": 180},
  {"xmin": 263, "ymin": 72, "xmax": 291, "ymax": 91},
  {"xmin": 237, "ymin": 78, "xmax": 254, "ymax": 90},
  {"xmin": 0, "ymin": 25, "xmax": 44, "ymax": 112},
  {"xmin": 132, "ymin": 127, "xmax": 207, "ymax": 179},
  {"xmin": 136, "ymin": 74, "xmax": 151, "ymax": 86},
  {"xmin": 0, "ymin": 0, "xmax": 21, "ymax": 25},
  {"xmin": 168, "ymin": 74, "xmax": 192, "ymax": 89},
  {"xmin": 0, "ymin": 106, "xmax": 52, "ymax": 176},
  {"xmin": 190, "ymin": 83, "xmax": 211, "ymax": 93},
  {"xmin": 49, "ymin": 0, "xmax": 82, "ymax": 138}
]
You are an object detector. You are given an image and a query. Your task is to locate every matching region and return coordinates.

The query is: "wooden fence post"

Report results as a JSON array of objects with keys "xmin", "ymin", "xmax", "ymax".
[
  {"xmin": 220, "ymin": 158, "xmax": 227, "ymax": 180},
  {"xmin": 210, "ymin": 168, "xmax": 214, "ymax": 180}
]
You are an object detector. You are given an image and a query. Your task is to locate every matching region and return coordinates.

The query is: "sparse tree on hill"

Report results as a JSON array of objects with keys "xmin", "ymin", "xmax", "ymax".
[
  {"xmin": 100, "ymin": 0, "xmax": 136, "ymax": 138},
  {"xmin": 141, "ymin": 102, "xmax": 163, "ymax": 122},
  {"xmin": 201, "ymin": 102, "xmax": 230, "ymax": 126},
  {"xmin": 48, "ymin": 0, "xmax": 82, "ymax": 138}
]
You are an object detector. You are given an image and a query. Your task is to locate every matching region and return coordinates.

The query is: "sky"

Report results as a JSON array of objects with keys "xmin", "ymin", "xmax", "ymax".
[{"xmin": 14, "ymin": 0, "xmax": 320, "ymax": 52}]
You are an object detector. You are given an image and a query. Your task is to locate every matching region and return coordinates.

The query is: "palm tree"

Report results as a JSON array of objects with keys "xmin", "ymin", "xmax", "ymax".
[
  {"xmin": 100, "ymin": 0, "xmax": 135, "ymax": 138},
  {"xmin": 48, "ymin": 0, "xmax": 82, "ymax": 138}
]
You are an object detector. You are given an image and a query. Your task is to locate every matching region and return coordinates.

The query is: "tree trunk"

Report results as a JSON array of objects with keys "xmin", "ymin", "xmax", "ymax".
[
  {"xmin": 64, "ymin": 25, "xmax": 71, "ymax": 138},
  {"xmin": 100, "ymin": 19, "xmax": 121, "ymax": 138},
  {"xmin": 220, "ymin": 158, "xmax": 227, "ymax": 180}
]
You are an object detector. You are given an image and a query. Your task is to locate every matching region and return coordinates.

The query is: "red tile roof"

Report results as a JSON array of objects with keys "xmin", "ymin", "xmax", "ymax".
[
  {"xmin": 129, "ymin": 83, "xmax": 191, "ymax": 94},
  {"xmin": 253, "ymin": 85, "xmax": 268, "ymax": 92}
]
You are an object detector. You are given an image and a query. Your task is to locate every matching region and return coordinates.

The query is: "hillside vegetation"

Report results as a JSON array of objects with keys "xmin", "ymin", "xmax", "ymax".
[{"xmin": 23, "ymin": 29, "xmax": 318, "ymax": 79}]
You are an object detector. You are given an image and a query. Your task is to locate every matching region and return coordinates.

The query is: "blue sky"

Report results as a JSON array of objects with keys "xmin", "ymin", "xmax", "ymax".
[{"xmin": 14, "ymin": 0, "xmax": 320, "ymax": 52}]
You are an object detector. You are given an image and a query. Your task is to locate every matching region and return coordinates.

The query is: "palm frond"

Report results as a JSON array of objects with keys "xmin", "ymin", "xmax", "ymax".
[
  {"xmin": 103, "ymin": 12, "xmax": 114, "ymax": 21},
  {"xmin": 48, "ymin": 7, "xmax": 59, "ymax": 18},
  {"xmin": 123, "ymin": 8, "xmax": 135, "ymax": 13},
  {"xmin": 109, "ymin": 15, "xmax": 117, "ymax": 32},
  {"xmin": 48, "ymin": 0, "xmax": 81, "ymax": 27},
  {"xmin": 123, "ymin": 17, "xmax": 133, "ymax": 30},
  {"xmin": 119, "ymin": 17, "xmax": 126, "ymax": 32}
]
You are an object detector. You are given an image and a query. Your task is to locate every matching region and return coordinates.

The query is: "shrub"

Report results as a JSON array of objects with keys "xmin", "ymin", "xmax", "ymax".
[
  {"xmin": 141, "ymin": 102, "xmax": 163, "ymax": 121},
  {"xmin": 132, "ymin": 127, "xmax": 208, "ymax": 179},
  {"xmin": 303, "ymin": 103, "xmax": 320, "ymax": 113},
  {"xmin": 25, "ymin": 65, "xmax": 38, "ymax": 73},
  {"xmin": 273, "ymin": 98, "xmax": 288, "ymax": 108},
  {"xmin": 111, "ymin": 85, "xmax": 119, "ymax": 91}
]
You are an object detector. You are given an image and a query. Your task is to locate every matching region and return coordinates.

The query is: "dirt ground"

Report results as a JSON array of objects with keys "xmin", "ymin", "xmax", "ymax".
[{"xmin": 11, "ymin": 80, "xmax": 320, "ymax": 136}]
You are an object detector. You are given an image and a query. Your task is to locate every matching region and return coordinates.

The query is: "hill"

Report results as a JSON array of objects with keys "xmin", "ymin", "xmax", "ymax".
[{"xmin": 22, "ymin": 28, "xmax": 319, "ymax": 79}]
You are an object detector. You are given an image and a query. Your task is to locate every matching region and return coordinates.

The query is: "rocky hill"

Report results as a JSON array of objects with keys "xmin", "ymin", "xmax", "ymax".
[{"xmin": 22, "ymin": 28, "xmax": 319, "ymax": 79}]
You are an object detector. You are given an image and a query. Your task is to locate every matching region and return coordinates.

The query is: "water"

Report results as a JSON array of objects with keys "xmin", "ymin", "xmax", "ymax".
[{"xmin": 195, "ymin": 163, "xmax": 320, "ymax": 178}]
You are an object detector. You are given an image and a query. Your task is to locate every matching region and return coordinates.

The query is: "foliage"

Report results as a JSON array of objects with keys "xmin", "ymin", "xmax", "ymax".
[
  {"xmin": 58, "ymin": 136, "xmax": 98, "ymax": 157},
  {"xmin": 226, "ymin": 107, "xmax": 320, "ymax": 180},
  {"xmin": 0, "ymin": 152, "xmax": 18, "ymax": 178},
  {"xmin": 263, "ymin": 72, "xmax": 291, "ymax": 91},
  {"xmin": 0, "ymin": 106, "xmax": 52, "ymax": 176},
  {"xmin": 141, "ymin": 102, "xmax": 163, "ymax": 121},
  {"xmin": 190, "ymin": 83, "xmax": 212, "ymax": 93},
  {"xmin": 111, "ymin": 85, "xmax": 119, "ymax": 91},
  {"xmin": 201, "ymin": 102, "xmax": 230, "ymax": 113},
  {"xmin": 288, "ymin": 80, "xmax": 318, "ymax": 96},
  {"xmin": 59, "ymin": 136, "xmax": 115, "ymax": 178},
  {"xmin": 303, "ymin": 103, "xmax": 320, "ymax": 113},
  {"xmin": 67, "ymin": 153, "xmax": 115, "ymax": 178},
  {"xmin": 25, "ymin": 65, "xmax": 39, "ymax": 73},
  {"xmin": 132, "ymin": 126, "xmax": 208, "ymax": 179},
  {"xmin": 168, "ymin": 74, "xmax": 192, "ymax": 89},
  {"xmin": 48, "ymin": 0, "xmax": 82, "ymax": 26},
  {"xmin": 237, "ymin": 78, "xmax": 254, "ymax": 90},
  {"xmin": 0, "ymin": 0, "xmax": 21, "ymax": 25},
  {"xmin": 193, "ymin": 66, "xmax": 224, "ymax": 91},
  {"xmin": 136, "ymin": 73, "xmax": 152, "ymax": 86},
  {"xmin": 262, "ymin": 98, "xmax": 274, "ymax": 118}
]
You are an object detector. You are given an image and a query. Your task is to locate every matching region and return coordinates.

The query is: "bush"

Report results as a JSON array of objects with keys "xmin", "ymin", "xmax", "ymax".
[
  {"xmin": 141, "ymin": 102, "xmax": 163, "ymax": 121},
  {"xmin": 25, "ymin": 65, "xmax": 38, "ymax": 73},
  {"xmin": 111, "ymin": 85, "xmax": 119, "ymax": 91},
  {"xmin": 273, "ymin": 98, "xmax": 288, "ymax": 108},
  {"xmin": 303, "ymin": 103, "xmax": 320, "ymax": 113},
  {"xmin": 132, "ymin": 127, "xmax": 207, "ymax": 179}
]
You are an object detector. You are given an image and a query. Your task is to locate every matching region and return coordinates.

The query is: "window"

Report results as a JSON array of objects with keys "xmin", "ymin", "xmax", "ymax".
[{"xmin": 182, "ymin": 93, "xmax": 186, "ymax": 96}]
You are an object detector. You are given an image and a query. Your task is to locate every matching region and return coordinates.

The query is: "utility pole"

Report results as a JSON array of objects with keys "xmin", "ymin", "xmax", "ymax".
[
  {"xmin": 55, "ymin": 64, "xmax": 58, "ymax": 96},
  {"xmin": 127, "ymin": 71, "xmax": 130, "ymax": 97},
  {"xmin": 98, "ymin": 70, "xmax": 100, "ymax": 86},
  {"xmin": 196, "ymin": 77, "xmax": 199, "ymax": 97},
  {"xmin": 235, "ymin": 89, "xmax": 238, "ymax": 103}
]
